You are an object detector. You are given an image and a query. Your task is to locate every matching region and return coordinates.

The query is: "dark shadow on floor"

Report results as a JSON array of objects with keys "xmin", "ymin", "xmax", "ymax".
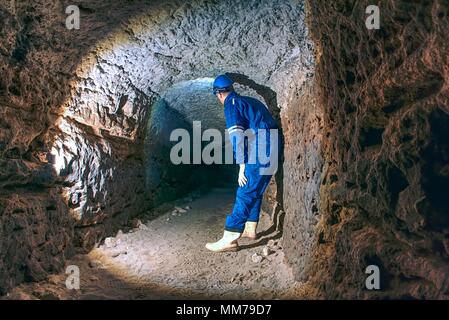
[{"xmin": 238, "ymin": 210, "xmax": 286, "ymax": 250}]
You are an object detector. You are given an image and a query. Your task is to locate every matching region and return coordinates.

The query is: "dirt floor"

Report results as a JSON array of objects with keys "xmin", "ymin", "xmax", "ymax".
[{"xmin": 3, "ymin": 188, "xmax": 314, "ymax": 300}]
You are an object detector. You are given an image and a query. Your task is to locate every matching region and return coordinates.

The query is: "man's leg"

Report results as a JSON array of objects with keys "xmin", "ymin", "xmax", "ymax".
[
  {"xmin": 247, "ymin": 174, "xmax": 272, "ymax": 222},
  {"xmin": 205, "ymin": 171, "xmax": 257, "ymax": 253},
  {"xmin": 247, "ymin": 199, "xmax": 262, "ymax": 223},
  {"xmin": 206, "ymin": 166, "xmax": 271, "ymax": 252},
  {"xmin": 225, "ymin": 188, "xmax": 256, "ymax": 233},
  {"xmin": 226, "ymin": 165, "xmax": 272, "ymax": 230},
  {"xmin": 240, "ymin": 173, "xmax": 272, "ymax": 239}
]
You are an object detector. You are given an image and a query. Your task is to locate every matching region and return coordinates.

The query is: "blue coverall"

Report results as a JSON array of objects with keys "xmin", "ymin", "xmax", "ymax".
[{"xmin": 224, "ymin": 91, "xmax": 279, "ymax": 233}]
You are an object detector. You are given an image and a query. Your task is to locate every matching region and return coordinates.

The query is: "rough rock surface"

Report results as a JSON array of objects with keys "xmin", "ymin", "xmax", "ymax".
[
  {"xmin": 2, "ymin": 0, "xmax": 447, "ymax": 300},
  {"xmin": 0, "ymin": 191, "xmax": 73, "ymax": 292},
  {"xmin": 307, "ymin": 0, "xmax": 449, "ymax": 298},
  {"xmin": 0, "ymin": 0, "xmax": 313, "ymax": 293},
  {"xmin": 281, "ymin": 79, "xmax": 323, "ymax": 281},
  {"xmin": 52, "ymin": 0, "xmax": 312, "ymax": 243}
]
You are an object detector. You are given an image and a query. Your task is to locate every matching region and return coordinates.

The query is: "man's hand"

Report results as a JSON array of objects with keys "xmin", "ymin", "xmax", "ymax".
[{"xmin": 238, "ymin": 164, "xmax": 247, "ymax": 187}]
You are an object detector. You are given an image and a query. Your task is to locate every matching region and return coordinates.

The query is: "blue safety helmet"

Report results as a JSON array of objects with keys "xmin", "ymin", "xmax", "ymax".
[{"xmin": 212, "ymin": 74, "xmax": 234, "ymax": 95}]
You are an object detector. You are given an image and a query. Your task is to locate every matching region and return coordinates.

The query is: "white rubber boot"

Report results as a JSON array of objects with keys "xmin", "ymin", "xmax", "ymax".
[
  {"xmin": 205, "ymin": 231, "xmax": 241, "ymax": 252},
  {"xmin": 241, "ymin": 221, "xmax": 258, "ymax": 239}
]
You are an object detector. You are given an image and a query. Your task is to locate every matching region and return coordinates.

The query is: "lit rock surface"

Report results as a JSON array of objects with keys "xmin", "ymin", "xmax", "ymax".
[
  {"xmin": 0, "ymin": 0, "xmax": 313, "ymax": 293},
  {"xmin": 1, "ymin": 0, "xmax": 448, "ymax": 299}
]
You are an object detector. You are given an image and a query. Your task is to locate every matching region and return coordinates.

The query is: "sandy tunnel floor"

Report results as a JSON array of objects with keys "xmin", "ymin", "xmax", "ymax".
[{"xmin": 5, "ymin": 188, "xmax": 312, "ymax": 300}]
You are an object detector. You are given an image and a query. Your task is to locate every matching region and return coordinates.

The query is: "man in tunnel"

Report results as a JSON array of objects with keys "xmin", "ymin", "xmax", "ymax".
[{"xmin": 205, "ymin": 74, "xmax": 279, "ymax": 253}]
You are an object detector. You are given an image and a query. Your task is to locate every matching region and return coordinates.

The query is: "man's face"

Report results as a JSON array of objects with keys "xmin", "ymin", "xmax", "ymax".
[{"xmin": 215, "ymin": 92, "xmax": 226, "ymax": 105}]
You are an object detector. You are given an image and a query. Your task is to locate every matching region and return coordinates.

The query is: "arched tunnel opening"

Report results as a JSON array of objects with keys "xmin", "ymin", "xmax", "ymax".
[
  {"xmin": 1, "ymin": 0, "xmax": 449, "ymax": 301},
  {"xmin": 144, "ymin": 78, "xmax": 237, "ymax": 203}
]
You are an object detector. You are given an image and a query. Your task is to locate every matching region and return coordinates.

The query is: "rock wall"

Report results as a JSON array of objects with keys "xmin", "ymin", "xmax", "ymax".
[
  {"xmin": 307, "ymin": 0, "xmax": 449, "ymax": 298},
  {"xmin": 3, "ymin": 0, "xmax": 448, "ymax": 300},
  {"xmin": 56, "ymin": 0, "xmax": 313, "ymax": 249},
  {"xmin": 281, "ymin": 79, "xmax": 323, "ymax": 282},
  {"xmin": 0, "ymin": 0, "xmax": 314, "ymax": 293},
  {"xmin": 0, "ymin": 191, "xmax": 73, "ymax": 293}
]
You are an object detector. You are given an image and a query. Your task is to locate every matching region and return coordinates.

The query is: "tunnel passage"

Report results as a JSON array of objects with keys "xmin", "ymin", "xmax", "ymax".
[
  {"xmin": 144, "ymin": 77, "xmax": 237, "ymax": 204},
  {"xmin": 0, "ymin": 0, "xmax": 318, "ymax": 293},
  {"xmin": 52, "ymin": 0, "xmax": 316, "ymax": 251},
  {"xmin": 4, "ymin": 0, "xmax": 447, "ymax": 300}
]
